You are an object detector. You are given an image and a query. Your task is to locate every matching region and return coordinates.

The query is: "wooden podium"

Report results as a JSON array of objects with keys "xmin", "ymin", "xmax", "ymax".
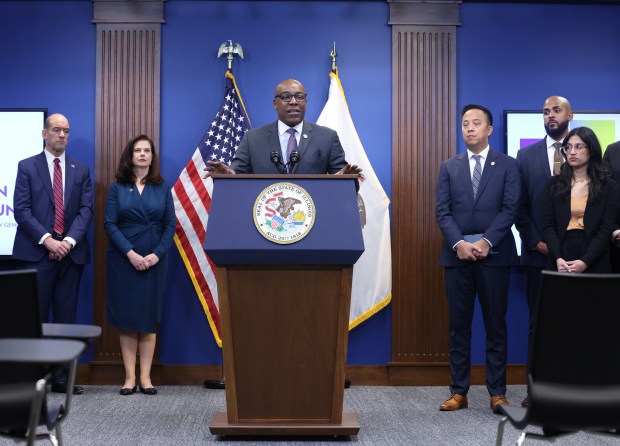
[{"xmin": 204, "ymin": 175, "xmax": 364, "ymax": 436}]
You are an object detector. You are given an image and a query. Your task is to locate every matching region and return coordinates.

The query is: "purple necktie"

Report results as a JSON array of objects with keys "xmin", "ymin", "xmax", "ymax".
[{"xmin": 286, "ymin": 128, "xmax": 297, "ymax": 163}]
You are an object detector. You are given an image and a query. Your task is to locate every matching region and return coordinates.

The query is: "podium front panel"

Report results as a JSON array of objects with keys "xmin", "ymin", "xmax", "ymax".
[{"xmin": 204, "ymin": 176, "xmax": 364, "ymax": 265}]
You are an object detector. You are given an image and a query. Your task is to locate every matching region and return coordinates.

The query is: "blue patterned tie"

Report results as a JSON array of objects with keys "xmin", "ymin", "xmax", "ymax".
[{"xmin": 472, "ymin": 154, "xmax": 482, "ymax": 200}]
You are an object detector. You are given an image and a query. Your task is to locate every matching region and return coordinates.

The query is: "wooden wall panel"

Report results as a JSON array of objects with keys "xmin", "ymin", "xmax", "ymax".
[
  {"xmin": 389, "ymin": 1, "xmax": 458, "ymax": 384},
  {"xmin": 92, "ymin": 3, "xmax": 162, "ymax": 369}
]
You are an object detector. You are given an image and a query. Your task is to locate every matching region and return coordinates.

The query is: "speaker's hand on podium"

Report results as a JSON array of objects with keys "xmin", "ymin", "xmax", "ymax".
[
  {"xmin": 335, "ymin": 163, "xmax": 363, "ymax": 178},
  {"xmin": 203, "ymin": 161, "xmax": 235, "ymax": 178}
]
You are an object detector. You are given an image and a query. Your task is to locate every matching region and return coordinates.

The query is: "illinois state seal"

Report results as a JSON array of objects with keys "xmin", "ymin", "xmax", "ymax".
[{"xmin": 253, "ymin": 182, "xmax": 315, "ymax": 244}]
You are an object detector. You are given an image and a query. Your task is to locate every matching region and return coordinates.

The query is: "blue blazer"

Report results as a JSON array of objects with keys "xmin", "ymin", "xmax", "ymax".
[
  {"xmin": 515, "ymin": 138, "xmax": 552, "ymax": 268},
  {"xmin": 230, "ymin": 121, "xmax": 347, "ymax": 174},
  {"xmin": 436, "ymin": 148, "xmax": 520, "ymax": 268},
  {"xmin": 12, "ymin": 151, "xmax": 93, "ymax": 264}
]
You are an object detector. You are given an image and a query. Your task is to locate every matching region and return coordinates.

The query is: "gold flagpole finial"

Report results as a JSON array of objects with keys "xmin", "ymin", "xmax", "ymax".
[
  {"xmin": 330, "ymin": 42, "xmax": 337, "ymax": 73},
  {"xmin": 217, "ymin": 40, "xmax": 244, "ymax": 72}
]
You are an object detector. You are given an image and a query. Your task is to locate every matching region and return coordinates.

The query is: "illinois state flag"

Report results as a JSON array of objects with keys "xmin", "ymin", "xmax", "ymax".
[
  {"xmin": 172, "ymin": 71, "xmax": 251, "ymax": 347},
  {"xmin": 317, "ymin": 69, "xmax": 392, "ymax": 329}
]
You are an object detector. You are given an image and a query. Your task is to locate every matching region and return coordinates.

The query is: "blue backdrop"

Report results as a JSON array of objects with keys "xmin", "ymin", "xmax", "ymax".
[{"xmin": 1, "ymin": 1, "xmax": 619, "ymax": 367}]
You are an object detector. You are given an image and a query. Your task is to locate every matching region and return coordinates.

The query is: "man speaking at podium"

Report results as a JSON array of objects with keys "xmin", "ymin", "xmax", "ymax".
[{"xmin": 204, "ymin": 79, "xmax": 361, "ymax": 177}]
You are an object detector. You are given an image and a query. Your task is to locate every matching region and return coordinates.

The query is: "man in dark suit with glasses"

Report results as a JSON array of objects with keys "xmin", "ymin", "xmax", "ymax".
[{"xmin": 204, "ymin": 79, "xmax": 360, "ymax": 177}]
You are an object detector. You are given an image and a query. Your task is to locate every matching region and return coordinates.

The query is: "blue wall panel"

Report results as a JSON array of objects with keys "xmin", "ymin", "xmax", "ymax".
[{"xmin": 1, "ymin": 0, "xmax": 619, "ymax": 367}]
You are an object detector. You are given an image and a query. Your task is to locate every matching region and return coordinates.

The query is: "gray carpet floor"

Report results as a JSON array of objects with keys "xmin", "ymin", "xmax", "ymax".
[{"xmin": 3, "ymin": 385, "xmax": 619, "ymax": 446}]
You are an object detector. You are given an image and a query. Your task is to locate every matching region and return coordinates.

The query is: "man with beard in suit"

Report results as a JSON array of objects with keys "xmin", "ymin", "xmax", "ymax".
[{"xmin": 515, "ymin": 96, "xmax": 573, "ymax": 407}]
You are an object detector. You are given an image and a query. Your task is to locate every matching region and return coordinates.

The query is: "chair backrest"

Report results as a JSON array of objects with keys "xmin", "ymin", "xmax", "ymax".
[
  {"xmin": 530, "ymin": 271, "xmax": 620, "ymax": 385},
  {"xmin": 0, "ymin": 269, "xmax": 42, "ymax": 339},
  {"xmin": 0, "ymin": 269, "xmax": 43, "ymax": 384},
  {"xmin": 528, "ymin": 271, "xmax": 620, "ymax": 431}
]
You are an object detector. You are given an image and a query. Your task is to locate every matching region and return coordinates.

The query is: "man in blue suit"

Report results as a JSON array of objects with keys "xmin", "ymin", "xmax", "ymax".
[
  {"xmin": 13, "ymin": 114, "xmax": 93, "ymax": 387},
  {"xmin": 436, "ymin": 104, "xmax": 520, "ymax": 413},
  {"xmin": 204, "ymin": 79, "xmax": 361, "ymax": 176},
  {"xmin": 515, "ymin": 96, "xmax": 572, "ymax": 407}
]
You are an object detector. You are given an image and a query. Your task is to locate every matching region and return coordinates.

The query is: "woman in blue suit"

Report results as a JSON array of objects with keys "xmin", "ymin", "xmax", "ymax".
[
  {"xmin": 542, "ymin": 127, "xmax": 619, "ymax": 273},
  {"xmin": 105, "ymin": 135, "xmax": 176, "ymax": 395}
]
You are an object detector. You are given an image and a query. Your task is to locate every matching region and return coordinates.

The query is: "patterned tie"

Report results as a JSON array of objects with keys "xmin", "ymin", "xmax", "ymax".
[
  {"xmin": 472, "ymin": 154, "xmax": 482, "ymax": 200},
  {"xmin": 53, "ymin": 158, "xmax": 64, "ymax": 235},
  {"xmin": 553, "ymin": 142, "xmax": 563, "ymax": 176},
  {"xmin": 286, "ymin": 128, "xmax": 297, "ymax": 164}
]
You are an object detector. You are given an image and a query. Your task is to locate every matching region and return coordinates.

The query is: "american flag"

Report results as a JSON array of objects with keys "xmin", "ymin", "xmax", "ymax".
[{"xmin": 172, "ymin": 71, "xmax": 251, "ymax": 347}]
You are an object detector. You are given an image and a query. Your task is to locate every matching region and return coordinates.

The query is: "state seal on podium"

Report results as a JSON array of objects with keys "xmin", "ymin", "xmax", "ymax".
[{"xmin": 253, "ymin": 182, "xmax": 316, "ymax": 244}]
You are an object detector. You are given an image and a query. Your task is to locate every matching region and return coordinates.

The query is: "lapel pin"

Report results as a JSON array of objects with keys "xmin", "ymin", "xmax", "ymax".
[
  {"xmin": 303, "ymin": 134, "xmax": 308, "ymax": 139},
  {"xmin": 491, "ymin": 161, "xmax": 495, "ymax": 166},
  {"xmin": 129, "ymin": 188, "xmax": 133, "ymax": 192},
  {"xmin": 71, "ymin": 163, "xmax": 75, "ymax": 168}
]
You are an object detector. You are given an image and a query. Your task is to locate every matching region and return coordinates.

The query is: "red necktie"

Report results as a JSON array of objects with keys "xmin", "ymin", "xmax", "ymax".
[{"xmin": 53, "ymin": 158, "xmax": 64, "ymax": 235}]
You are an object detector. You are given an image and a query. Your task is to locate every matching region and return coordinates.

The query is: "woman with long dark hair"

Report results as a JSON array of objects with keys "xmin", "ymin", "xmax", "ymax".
[
  {"xmin": 542, "ymin": 126, "xmax": 619, "ymax": 273},
  {"xmin": 104, "ymin": 135, "xmax": 175, "ymax": 395}
]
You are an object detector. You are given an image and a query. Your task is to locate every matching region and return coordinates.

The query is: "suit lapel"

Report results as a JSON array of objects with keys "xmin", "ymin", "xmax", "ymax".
[
  {"xmin": 536, "ymin": 139, "xmax": 552, "ymax": 181},
  {"xmin": 64, "ymin": 155, "xmax": 75, "ymax": 210},
  {"xmin": 290, "ymin": 121, "xmax": 311, "ymax": 174},
  {"xmin": 457, "ymin": 152, "xmax": 474, "ymax": 201},
  {"xmin": 474, "ymin": 149, "xmax": 498, "ymax": 204},
  {"xmin": 265, "ymin": 122, "xmax": 281, "ymax": 155},
  {"xmin": 34, "ymin": 152, "xmax": 54, "ymax": 203}
]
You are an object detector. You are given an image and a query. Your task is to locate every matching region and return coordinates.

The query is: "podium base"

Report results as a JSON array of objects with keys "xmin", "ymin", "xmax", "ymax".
[{"xmin": 208, "ymin": 412, "xmax": 360, "ymax": 436}]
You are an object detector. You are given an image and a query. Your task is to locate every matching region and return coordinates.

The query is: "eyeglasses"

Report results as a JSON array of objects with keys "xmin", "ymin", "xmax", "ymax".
[
  {"xmin": 562, "ymin": 143, "xmax": 588, "ymax": 153},
  {"xmin": 275, "ymin": 92, "xmax": 307, "ymax": 103}
]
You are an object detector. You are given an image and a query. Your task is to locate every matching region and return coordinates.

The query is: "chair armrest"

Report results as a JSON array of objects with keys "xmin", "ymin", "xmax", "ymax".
[
  {"xmin": 42, "ymin": 323, "xmax": 102, "ymax": 343},
  {"xmin": 0, "ymin": 339, "xmax": 85, "ymax": 364}
]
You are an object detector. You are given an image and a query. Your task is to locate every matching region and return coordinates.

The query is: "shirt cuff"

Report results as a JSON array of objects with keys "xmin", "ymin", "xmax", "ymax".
[
  {"xmin": 39, "ymin": 233, "xmax": 52, "ymax": 245},
  {"xmin": 64, "ymin": 236, "xmax": 76, "ymax": 248},
  {"xmin": 453, "ymin": 240, "xmax": 464, "ymax": 251},
  {"xmin": 482, "ymin": 237, "xmax": 494, "ymax": 248}
]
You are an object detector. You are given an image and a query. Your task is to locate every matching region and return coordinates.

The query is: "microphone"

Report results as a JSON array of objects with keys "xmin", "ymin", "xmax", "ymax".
[
  {"xmin": 270, "ymin": 150, "xmax": 285, "ymax": 173},
  {"xmin": 286, "ymin": 150, "xmax": 301, "ymax": 173}
]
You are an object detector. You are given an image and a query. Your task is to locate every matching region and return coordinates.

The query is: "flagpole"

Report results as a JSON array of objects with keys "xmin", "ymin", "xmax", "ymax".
[
  {"xmin": 328, "ymin": 42, "xmax": 352, "ymax": 389},
  {"xmin": 203, "ymin": 40, "xmax": 245, "ymax": 391}
]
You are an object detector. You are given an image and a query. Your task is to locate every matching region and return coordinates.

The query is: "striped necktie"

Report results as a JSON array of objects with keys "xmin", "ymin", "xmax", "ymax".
[
  {"xmin": 53, "ymin": 158, "xmax": 64, "ymax": 235},
  {"xmin": 472, "ymin": 154, "xmax": 482, "ymax": 200}
]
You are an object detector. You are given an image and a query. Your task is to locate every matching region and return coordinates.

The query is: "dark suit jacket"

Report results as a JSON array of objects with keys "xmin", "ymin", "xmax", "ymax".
[
  {"xmin": 12, "ymin": 151, "xmax": 93, "ymax": 264},
  {"xmin": 541, "ymin": 177, "xmax": 619, "ymax": 272},
  {"xmin": 515, "ymin": 138, "xmax": 552, "ymax": 268},
  {"xmin": 604, "ymin": 141, "xmax": 620, "ymax": 181},
  {"xmin": 436, "ymin": 148, "xmax": 520, "ymax": 268},
  {"xmin": 230, "ymin": 121, "xmax": 347, "ymax": 174},
  {"xmin": 603, "ymin": 141, "xmax": 620, "ymax": 270}
]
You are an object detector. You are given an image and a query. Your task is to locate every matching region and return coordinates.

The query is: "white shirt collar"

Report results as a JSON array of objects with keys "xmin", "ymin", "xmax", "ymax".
[
  {"xmin": 546, "ymin": 135, "xmax": 563, "ymax": 150},
  {"xmin": 278, "ymin": 120, "xmax": 304, "ymax": 136},
  {"xmin": 44, "ymin": 149, "xmax": 66, "ymax": 165},
  {"xmin": 467, "ymin": 145, "xmax": 490, "ymax": 159}
]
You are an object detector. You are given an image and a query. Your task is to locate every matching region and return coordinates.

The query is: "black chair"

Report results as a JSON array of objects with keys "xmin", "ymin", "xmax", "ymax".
[
  {"xmin": 0, "ymin": 269, "xmax": 87, "ymax": 445},
  {"xmin": 496, "ymin": 271, "xmax": 620, "ymax": 445},
  {"xmin": 0, "ymin": 338, "xmax": 84, "ymax": 446}
]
